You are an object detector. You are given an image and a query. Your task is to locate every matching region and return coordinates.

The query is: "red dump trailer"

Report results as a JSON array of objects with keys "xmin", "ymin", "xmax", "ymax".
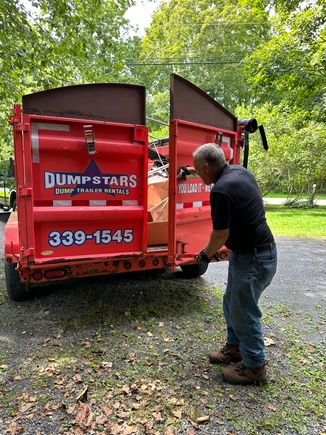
[{"xmin": 4, "ymin": 74, "xmax": 253, "ymax": 301}]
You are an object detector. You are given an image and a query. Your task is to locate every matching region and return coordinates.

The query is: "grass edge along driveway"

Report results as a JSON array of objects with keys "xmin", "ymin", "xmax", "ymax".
[{"xmin": 265, "ymin": 206, "xmax": 326, "ymax": 239}]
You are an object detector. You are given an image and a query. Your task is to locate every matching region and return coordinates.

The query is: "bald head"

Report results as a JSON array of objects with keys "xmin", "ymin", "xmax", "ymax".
[{"xmin": 193, "ymin": 143, "xmax": 226, "ymax": 184}]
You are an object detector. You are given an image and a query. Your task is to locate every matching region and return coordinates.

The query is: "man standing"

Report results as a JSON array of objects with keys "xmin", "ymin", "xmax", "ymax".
[{"xmin": 193, "ymin": 143, "xmax": 277, "ymax": 386}]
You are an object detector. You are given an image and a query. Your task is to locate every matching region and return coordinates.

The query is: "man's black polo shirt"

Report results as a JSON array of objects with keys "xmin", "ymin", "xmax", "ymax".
[{"xmin": 210, "ymin": 164, "xmax": 274, "ymax": 251}]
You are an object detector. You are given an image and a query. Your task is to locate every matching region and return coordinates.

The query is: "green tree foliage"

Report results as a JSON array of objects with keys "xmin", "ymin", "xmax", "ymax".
[
  {"xmin": 34, "ymin": 0, "xmax": 134, "ymax": 82},
  {"xmin": 0, "ymin": 0, "xmax": 136, "ymax": 155},
  {"xmin": 247, "ymin": 1, "xmax": 326, "ymax": 123},
  {"xmin": 236, "ymin": 103, "xmax": 326, "ymax": 195},
  {"xmin": 136, "ymin": 0, "xmax": 270, "ymax": 117},
  {"xmin": 241, "ymin": 1, "xmax": 326, "ymax": 194},
  {"xmin": 139, "ymin": 0, "xmax": 326, "ymax": 194}
]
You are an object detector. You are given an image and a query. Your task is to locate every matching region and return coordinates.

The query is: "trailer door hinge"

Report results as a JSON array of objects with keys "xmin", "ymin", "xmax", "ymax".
[
  {"xmin": 176, "ymin": 240, "xmax": 187, "ymax": 255},
  {"xmin": 20, "ymin": 247, "xmax": 34, "ymax": 258},
  {"xmin": 134, "ymin": 125, "xmax": 146, "ymax": 142},
  {"xmin": 15, "ymin": 123, "xmax": 30, "ymax": 132},
  {"xmin": 171, "ymin": 122, "xmax": 178, "ymax": 137},
  {"xmin": 19, "ymin": 187, "xmax": 32, "ymax": 197}
]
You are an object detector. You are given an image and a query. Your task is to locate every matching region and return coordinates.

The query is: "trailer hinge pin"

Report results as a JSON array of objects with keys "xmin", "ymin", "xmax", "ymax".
[
  {"xmin": 18, "ymin": 187, "xmax": 32, "ymax": 196},
  {"xmin": 14, "ymin": 123, "xmax": 30, "ymax": 132},
  {"xmin": 20, "ymin": 247, "xmax": 35, "ymax": 258}
]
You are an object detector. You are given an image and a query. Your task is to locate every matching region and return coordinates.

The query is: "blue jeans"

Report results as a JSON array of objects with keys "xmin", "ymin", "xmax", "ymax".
[{"xmin": 223, "ymin": 243, "xmax": 277, "ymax": 368}]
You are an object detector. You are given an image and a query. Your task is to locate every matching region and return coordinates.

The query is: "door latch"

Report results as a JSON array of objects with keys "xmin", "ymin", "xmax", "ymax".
[{"xmin": 83, "ymin": 125, "xmax": 96, "ymax": 155}]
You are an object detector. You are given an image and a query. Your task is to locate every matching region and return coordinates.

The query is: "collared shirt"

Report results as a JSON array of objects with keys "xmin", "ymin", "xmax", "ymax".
[{"xmin": 210, "ymin": 164, "xmax": 274, "ymax": 251}]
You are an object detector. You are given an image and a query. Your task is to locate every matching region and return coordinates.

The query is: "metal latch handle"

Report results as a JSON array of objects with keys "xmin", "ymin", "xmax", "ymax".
[{"xmin": 83, "ymin": 125, "xmax": 96, "ymax": 155}]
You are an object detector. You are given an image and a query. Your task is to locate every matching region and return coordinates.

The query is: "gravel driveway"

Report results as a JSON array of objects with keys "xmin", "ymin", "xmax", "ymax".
[
  {"xmin": 0, "ymin": 213, "xmax": 325, "ymax": 434},
  {"xmin": 204, "ymin": 236, "xmax": 326, "ymax": 344}
]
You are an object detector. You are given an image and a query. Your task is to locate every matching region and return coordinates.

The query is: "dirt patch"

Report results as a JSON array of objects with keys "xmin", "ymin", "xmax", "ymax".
[{"xmin": 0, "ymin": 266, "xmax": 324, "ymax": 434}]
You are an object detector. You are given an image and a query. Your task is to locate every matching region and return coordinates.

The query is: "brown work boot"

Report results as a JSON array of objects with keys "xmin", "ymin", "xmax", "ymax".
[
  {"xmin": 223, "ymin": 362, "xmax": 268, "ymax": 386},
  {"xmin": 208, "ymin": 343, "xmax": 242, "ymax": 365}
]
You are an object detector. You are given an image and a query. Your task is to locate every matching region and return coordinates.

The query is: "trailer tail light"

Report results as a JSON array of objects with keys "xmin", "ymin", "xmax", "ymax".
[
  {"xmin": 32, "ymin": 271, "xmax": 43, "ymax": 281},
  {"xmin": 44, "ymin": 269, "xmax": 67, "ymax": 279}
]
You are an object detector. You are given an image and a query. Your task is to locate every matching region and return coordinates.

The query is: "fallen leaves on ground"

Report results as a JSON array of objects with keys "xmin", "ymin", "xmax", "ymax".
[
  {"xmin": 76, "ymin": 385, "xmax": 88, "ymax": 402},
  {"xmin": 266, "ymin": 402, "xmax": 277, "ymax": 412},
  {"xmin": 196, "ymin": 415, "xmax": 210, "ymax": 424},
  {"xmin": 264, "ymin": 337, "xmax": 276, "ymax": 346}
]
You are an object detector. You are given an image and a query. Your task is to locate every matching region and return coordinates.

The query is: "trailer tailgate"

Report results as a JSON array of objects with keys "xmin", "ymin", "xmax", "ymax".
[{"xmin": 13, "ymin": 91, "xmax": 148, "ymax": 265}]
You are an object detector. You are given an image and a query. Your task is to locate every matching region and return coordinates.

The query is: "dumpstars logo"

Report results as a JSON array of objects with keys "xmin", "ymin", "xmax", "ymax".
[{"xmin": 44, "ymin": 160, "xmax": 137, "ymax": 197}]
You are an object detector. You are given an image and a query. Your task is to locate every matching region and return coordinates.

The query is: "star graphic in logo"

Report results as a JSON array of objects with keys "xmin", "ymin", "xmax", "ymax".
[{"xmin": 69, "ymin": 159, "xmax": 130, "ymax": 197}]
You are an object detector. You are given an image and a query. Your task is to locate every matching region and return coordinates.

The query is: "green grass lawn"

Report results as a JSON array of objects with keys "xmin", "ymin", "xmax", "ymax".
[
  {"xmin": 264, "ymin": 192, "xmax": 326, "ymax": 200},
  {"xmin": 266, "ymin": 206, "xmax": 326, "ymax": 238}
]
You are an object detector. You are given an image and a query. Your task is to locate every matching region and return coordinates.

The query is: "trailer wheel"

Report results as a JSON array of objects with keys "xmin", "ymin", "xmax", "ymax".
[
  {"xmin": 5, "ymin": 263, "xmax": 29, "ymax": 301},
  {"xmin": 180, "ymin": 262, "xmax": 208, "ymax": 278}
]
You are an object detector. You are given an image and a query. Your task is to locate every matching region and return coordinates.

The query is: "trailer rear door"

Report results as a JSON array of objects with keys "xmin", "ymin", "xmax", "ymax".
[
  {"xmin": 14, "ymin": 84, "xmax": 148, "ymax": 265},
  {"xmin": 168, "ymin": 74, "xmax": 238, "ymax": 264}
]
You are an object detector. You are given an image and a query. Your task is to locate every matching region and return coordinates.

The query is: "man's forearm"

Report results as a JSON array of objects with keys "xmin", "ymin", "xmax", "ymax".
[{"xmin": 204, "ymin": 228, "xmax": 229, "ymax": 259}]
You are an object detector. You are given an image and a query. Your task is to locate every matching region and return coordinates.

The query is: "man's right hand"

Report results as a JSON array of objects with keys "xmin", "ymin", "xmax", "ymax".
[
  {"xmin": 197, "ymin": 248, "xmax": 211, "ymax": 263},
  {"xmin": 177, "ymin": 166, "xmax": 191, "ymax": 181}
]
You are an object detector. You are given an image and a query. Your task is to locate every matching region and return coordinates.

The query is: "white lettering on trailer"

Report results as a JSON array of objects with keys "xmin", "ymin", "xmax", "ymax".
[
  {"xmin": 55, "ymin": 188, "xmax": 74, "ymax": 194},
  {"xmin": 48, "ymin": 228, "xmax": 134, "ymax": 247},
  {"xmin": 178, "ymin": 182, "xmax": 203, "ymax": 194},
  {"xmin": 129, "ymin": 175, "xmax": 137, "ymax": 188},
  {"xmin": 119, "ymin": 176, "xmax": 128, "ymax": 187},
  {"xmin": 45, "ymin": 172, "xmax": 55, "ymax": 188},
  {"xmin": 92, "ymin": 176, "xmax": 101, "ymax": 184},
  {"xmin": 45, "ymin": 171, "xmax": 137, "ymax": 191},
  {"xmin": 67, "ymin": 175, "xmax": 83, "ymax": 185},
  {"xmin": 110, "ymin": 176, "xmax": 119, "ymax": 185},
  {"xmin": 56, "ymin": 175, "xmax": 67, "ymax": 186},
  {"xmin": 31, "ymin": 123, "xmax": 70, "ymax": 163}
]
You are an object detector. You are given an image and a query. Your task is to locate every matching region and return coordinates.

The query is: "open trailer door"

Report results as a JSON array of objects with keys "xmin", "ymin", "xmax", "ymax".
[
  {"xmin": 11, "ymin": 84, "xmax": 148, "ymax": 268},
  {"xmin": 168, "ymin": 74, "xmax": 239, "ymax": 269}
]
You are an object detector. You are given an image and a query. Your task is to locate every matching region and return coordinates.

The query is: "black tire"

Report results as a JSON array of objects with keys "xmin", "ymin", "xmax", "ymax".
[
  {"xmin": 12, "ymin": 200, "xmax": 16, "ymax": 212},
  {"xmin": 5, "ymin": 263, "xmax": 30, "ymax": 301},
  {"xmin": 180, "ymin": 262, "xmax": 208, "ymax": 278}
]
